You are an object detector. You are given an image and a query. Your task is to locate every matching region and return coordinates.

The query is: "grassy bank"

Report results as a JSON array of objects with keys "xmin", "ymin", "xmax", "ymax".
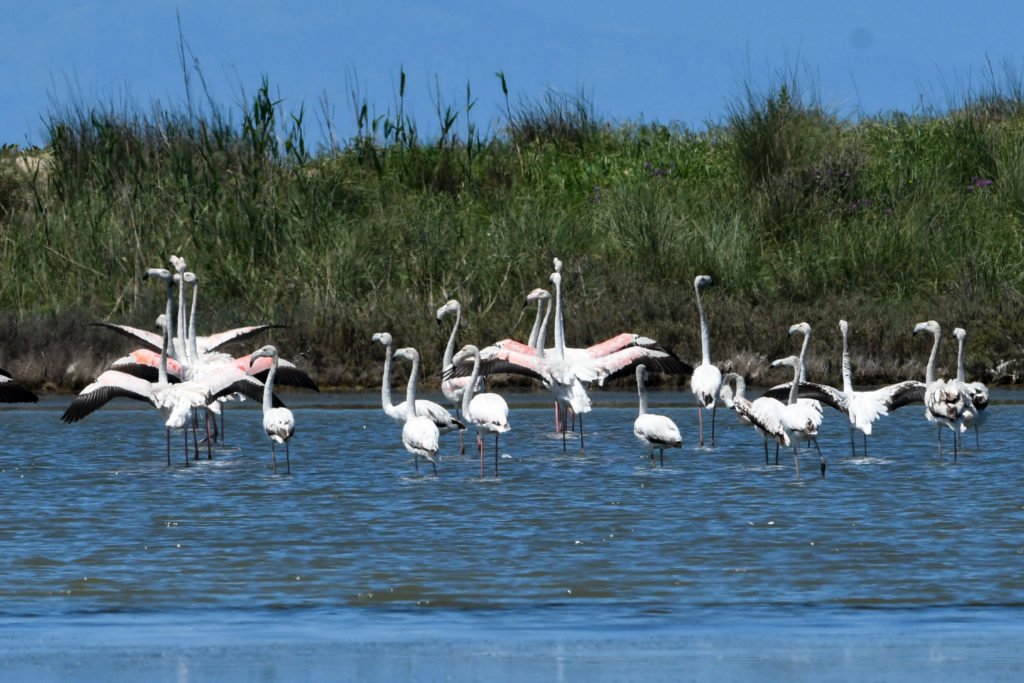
[{"xmin": 3, "ymin": 68, "xmax": 1024, "ymax": 392}]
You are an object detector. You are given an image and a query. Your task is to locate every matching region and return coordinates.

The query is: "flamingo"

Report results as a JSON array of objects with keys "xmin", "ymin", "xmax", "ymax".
[
  {"xmin": 0, "ymin": 370, "xmax": 38, "ymax": 404},
  {"xmin": 451, "ymin": 344, "xmax": 510, "ymax": 477},
  {"xmin": 769, "ymin": 355, "xmax": 826, "ymax": 478},
  {"xmin": 436, "ymin": 299, "xmax": 483, "ymax": 417},
  {"xmin": 690, "ymin": 275, "xmax": 722, "ymax": 447},
  {"xmin": 764, "ymin": 321, "xmax": 925, "ymax": 457},
  {"xmin": 633, "ymin": 365, "xmax": 682, "ymax": 466},
  {"xmin": 913, "ymin": 320, "xmax": 971, "ymax": 461},
  {"xmin": 720, "ymin": 373, "xmax": 789, "ymax": 464},
  {"xmin": 456, "ymin": 271, "xmax": 691, "ymax": 453},
  {"xmin": 391, "ymin": 347, "xmax": 440, "ymax": 475},
  {"xmin": 953, "ymin": 327, "xmax": 989, "ymax": 447},
  {"xmin": 249, "ymin": 345, "xmax": 295, "ymax": 474},
  {"xmin": 62, "ymin": 271, "xmax": 268, "ymax": 466},
  {"xmin": 371, "ymin": 332, "xmax": 465, "ymax": 437}
]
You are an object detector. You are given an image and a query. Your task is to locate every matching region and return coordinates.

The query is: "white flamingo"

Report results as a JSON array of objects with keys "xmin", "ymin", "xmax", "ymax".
[
  {"xmin": 633, "ymin": 365, "xmax": 682, "ymax": 466},
  {"xmin": 451, "ymin": 344, "xmax": 510, "ymax": 478},
  {"xmin": 436, "ymin": 299, "xmax": 484, "ymax": 416},
  {"xmin": 913, "ymin": 320, "xmax": 970, "ymax": 461},
  {"xmin": 392, "ymin": 347, "xmax": 440, "ymax": 475},
  {"xmin": 372, "ymin": 332, "xmax": 465, "ymax": 436},
  {"xmin": 249, "ymin": 345, "xmax": 295, "ymax": 474},
  {"xmin": 770, "ymin": 355, "xmax": 826, "ymax": 477},
  {"xmin": 765, "ymin": 320, "xmax": 925, "ymax": 457},
  {"xmin": 720, "ymin": 373, "xmax": 789, "ymax": 464},
  {"xmin": 690, "ymin": 275, "xmax": 722, "ymax": 447},
  {"xmin": 953, "ymin": 327, "xmax": 989, "ymax": 447}
]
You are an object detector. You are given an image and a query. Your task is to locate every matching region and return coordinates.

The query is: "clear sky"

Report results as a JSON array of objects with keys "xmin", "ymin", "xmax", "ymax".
[{"xmin": 4, "ymin": 1, "xmax": 1024, "ymax": 150}]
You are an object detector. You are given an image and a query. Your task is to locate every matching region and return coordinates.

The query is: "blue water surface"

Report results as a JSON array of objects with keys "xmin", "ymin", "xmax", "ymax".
[{"xmin": 1, "ymin": 389, "xmax": 1022, "ymax": 681}]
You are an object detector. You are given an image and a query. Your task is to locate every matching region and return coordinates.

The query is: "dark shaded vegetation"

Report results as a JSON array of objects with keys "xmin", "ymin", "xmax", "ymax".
[{"xmin": 4, "ymin": 61, "xmax": 1024, "ymax": 392}]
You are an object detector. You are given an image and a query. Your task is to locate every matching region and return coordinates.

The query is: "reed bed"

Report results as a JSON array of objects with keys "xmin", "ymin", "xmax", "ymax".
[{"xmin": 3, "ymin": 67, "xmax": 1024, "ymax": 391}]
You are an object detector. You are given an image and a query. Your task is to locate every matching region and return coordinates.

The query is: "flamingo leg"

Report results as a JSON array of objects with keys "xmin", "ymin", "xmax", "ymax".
[
  {"xmin": 191, "ymin": 412, "xmax": 200, "ymax": 460},
  {"xmin": 764, "ymin": 440, "xmax": 769, "ymax": 465},
  {"xmin": 812, "ymin": 437, "xmax": 826, "ymax": 477},
  {"xmin": 478, "ymin": 432, "xmax": 484, "ymax": 478},
  {"xmin": 697, "ymin": 407, "xmax": 705, "ymax": 447},
  {"xmin": 285, "ymin": 441, "xmax": 291, "ymax": 475},
  {"xmin": 578, "ymin": 415, "xmax": 585, "ymax": 453},
  {"xmin": 204, "ymin": 412, "xmax": 212, "ymax": 459},
  {"xmin": 659, "ymin": 448, "xmax": 664, "ymax": 467},
  {"xmin": 183, "ymin": 429, "xmax": 190, "ymax": 468},
  {"xmin": 272, "ymin": 441, "xmax": 278, "ymax": 473},
  {"xmin": 792, "ymin": 444, "xmax": 801, "ymax": 478},
  {"xmin": 494, "ymin": 434, "xmax": 499, "ymax": 477},
  {"xmin": 710, "ymin": 404, "xmax": 716, "ymax": 446},
  {"xmin": 166, "ymin": 429, "xmax": 171, "ymax": 466}
]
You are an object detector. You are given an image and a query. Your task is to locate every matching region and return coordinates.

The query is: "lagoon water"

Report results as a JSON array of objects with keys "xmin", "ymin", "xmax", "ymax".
[{"xmin": 2, "ymin": 389, "xmax": 1024, "ymax": 681}]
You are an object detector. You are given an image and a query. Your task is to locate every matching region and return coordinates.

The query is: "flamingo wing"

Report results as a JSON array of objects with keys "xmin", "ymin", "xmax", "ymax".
[
  {"xmin": 762, "ymin": 381, "xmax": 845, "ymax": 411},
  {"xmin": 0, "ymin": 371, "xmax": 38, "ymax": 403},
  {"xmin": 89, "ymin": 322, "xmax": 163, "ymax": 352},
  {"xmin": 878, "ymin": 380, "xmax": 926, "ymax": 411},
  {"xmin": 109, "ymin": 349, "xmax": 185, "ymax": 382},
  {"xmin": 593, "ymin": 346, "xmax": 694, "ymax": 385},
  {"xmin": 61, "ymin": 370, "xmax": 155, "ymax": 423},
  {"xmin": 198, "ymin": 325, "xmax": 286, "ymax": 354}
]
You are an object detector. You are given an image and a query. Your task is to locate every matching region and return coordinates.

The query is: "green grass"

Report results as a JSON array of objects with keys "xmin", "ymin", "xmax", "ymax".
[{"xmin": 2, "ymin": 65, "xmax": 1024, "ymax": 390}]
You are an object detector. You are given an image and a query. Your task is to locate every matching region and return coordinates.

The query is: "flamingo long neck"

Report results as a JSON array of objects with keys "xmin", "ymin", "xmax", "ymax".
[
  {"xmin": 553, "ymin": 277, "xmax": 566, "ymax": 360},
  {"xmin": 461, "ymin": 350, "xmax": 482, "ymax": 416},
  {"xmin": 787, "ymin": 364, "xmax": 800, "ymax": 405},
  {"xmin": 262, "ymin": 352, "xmax": 278, "ymax": 414},
  {"xmin": 734, "ymin": 374, "xmax": 747, "ymax": 401},
  {"xmin": 527, "ymin": 298, "xmax": 544, "ymax": 349},
  {"xmin": 176, "ymin": 275, "xmax": 187, "ymax": 360},
  {"xmin": 797, "ymin": 332, "xmax": 810, "ymax": 382},
  {"xmin": 925, "ymin": 330, "xmax": 941, "ymax": 385},
  {"xmin": 162, "ymin": 279, "xmax": 178, "ymax": 361},
  {"xmin": 841, "ymin": 326, "xmax": 853, "ymax": 395},
  {"xmin": 404, "ymin": 353, "xmax": 420, "ymax": 421},
  {"xmin": 158, "ymin": 312, "xmax": 169, "ymax": 386},
  {"xmin": 636, "ymin": 371, "xmax": 648, "ymax": 417},
  {"xmin": 696, "ymin": 283, "xmax": 711, "ymax": 366},
  {"xmin": 379, "ymin": 341, "xmax": 396, "ymax": 412},
  {"xmin": 956, "ymin": 334, "xmax": 966, "ymax": 383},
  {"xmin": 535, "ymin": 297, "xmax": 551, "ymax": 358},
  {"xmin": 442, "ymin": 304, "xmax": 461, "ymax": 370},
  {"xmin": 187, "ymin": 280, "xmax": 199, "ymax": 363}
]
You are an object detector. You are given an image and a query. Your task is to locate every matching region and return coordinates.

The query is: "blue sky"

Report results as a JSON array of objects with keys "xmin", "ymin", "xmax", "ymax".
[{"xmin": 4, "ymin": 1, "xmax": 1024, "ymax": 149}]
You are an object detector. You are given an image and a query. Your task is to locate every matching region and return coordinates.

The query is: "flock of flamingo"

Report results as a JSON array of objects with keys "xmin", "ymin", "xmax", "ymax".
[{"xmin": 0, "ymin": 256, "xmax": 992, "ymax": 479}]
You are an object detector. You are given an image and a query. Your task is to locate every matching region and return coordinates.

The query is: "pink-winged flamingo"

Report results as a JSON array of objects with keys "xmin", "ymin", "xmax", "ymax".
[
  {"xmin": 690, "ymin": 275, "xmax": 722, "ymax": 447},
  {"xmin": 633, "ymin": 364, "xmax": 682, "ymax": 466},
  {"xmin": 391, "ymin": 346, "xmax": 440, "ymax": 475},
  {"xmin": 249, "ymin": 345, "xmax": 295, "ymax": 474}
]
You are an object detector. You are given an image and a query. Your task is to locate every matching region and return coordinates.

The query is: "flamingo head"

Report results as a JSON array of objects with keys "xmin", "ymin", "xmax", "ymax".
[
  {"xmin": 553, "ymin": 257, "xmax": 563, "ymax": 273},
  {"xmin": 913, "ymin": 320, "xmax": 941, "ymax": 338},
  {"xmin": 249, "ymin": 345, "xmax": 279, "ymax": 367},
  {"xmin": 788, "ymin": 322, "xmax": 811, "ymax": 337},
  {"xmin": 525, "ymin": 288, "xmax": 551, "ymax": 305},
  {"xmin": 451, "ymin": 344, "xmax": 480, "ymax": 366},
  {"xmin": 371, "ymin": 332, "xmax": 393, "ymax": 347},
  {"xmin": 953, "ymin": 327, "xmax": 967, "ymax": 341},
  {"xmin": 635, "ymin": 364, "xmax": 649, "ymax": 385},
  {"xmin": 839, "ymin": 319, "xmax": 849, "ymax": 336},
  {"xmin": 435, "ymin": 299, "xmax": 460, "ymax": 322},
  {"xmin": 183, "ymin": 271, "xmax": 198, "ymax": 285},
  {"xmin": 392, "ymin": 347, "xmax": 420, "ymax": 363},
  {"xmin": 770, "ymin": 355, "xmax": 800, "ymax": 371},
  {"xmin": 143, "ymin": 267, "xmax": 172, "ymax": 282},
  {"xmin": 694, "ymin": 274, "xmax": 713, "ymax": 291},
  {"xmin": 549, "ymin": 272, "xmax": 561, "ymax": 287},
  {"xmin": 169, "ymin": 254, "xmax": 186, "ymax": 273}
]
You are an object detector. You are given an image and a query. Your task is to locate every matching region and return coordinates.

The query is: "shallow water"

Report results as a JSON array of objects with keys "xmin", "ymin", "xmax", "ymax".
[{"xmin": 1, "ymin": 389, "xmax": 1022, "ymax": 680}]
